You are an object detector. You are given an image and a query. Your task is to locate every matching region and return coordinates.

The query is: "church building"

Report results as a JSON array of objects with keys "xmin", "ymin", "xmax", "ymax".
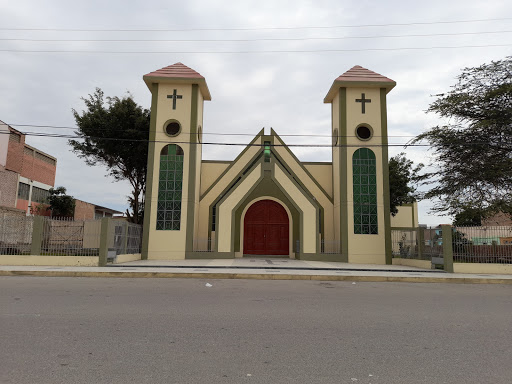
[{"xmin": 141, "ymin": 62, "xmax": 417, "ymax": 264}]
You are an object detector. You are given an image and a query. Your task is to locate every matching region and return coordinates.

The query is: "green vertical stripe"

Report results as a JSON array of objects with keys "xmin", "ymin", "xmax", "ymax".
[
  {"xmin": 185, "ymin": 84, "xmax": 199, "ymax": 253},
  {"xmin": 339, "ymin": 88, "xmax": 349, "ymax": 259},
  {"xmin": 381, "ymin": 88, "xmax": 392, "ymax": 265},
  {"xmin": 141, "ymin": 83, "xmax": 159, "ymax": 260}
]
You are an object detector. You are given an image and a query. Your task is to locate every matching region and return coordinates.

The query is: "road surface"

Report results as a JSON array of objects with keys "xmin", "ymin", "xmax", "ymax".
[{"xmin": 1, "ymin": 277, "xmax": 511, "ymax": 383}]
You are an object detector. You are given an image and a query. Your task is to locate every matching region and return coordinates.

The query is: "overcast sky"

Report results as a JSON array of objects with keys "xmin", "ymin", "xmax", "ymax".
[{"xmin": 0, "ymin": 0, "xmax": 510, "ymax": 225}]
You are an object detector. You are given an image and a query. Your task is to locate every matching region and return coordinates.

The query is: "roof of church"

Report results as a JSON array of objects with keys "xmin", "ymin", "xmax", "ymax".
[
  {"xmin": 324, "ymin": 65, "xmax": 396, "ymax": 102},
  {"xmin": 143, "ymin": 62, "xmax": 211, "ymax": 100},
  {"xmin": 334, "ymin": 65, "xmax": 395, "ymax": 83},
  {"xmin": 144, "ymin": 62, "xmax": 204, "ymax": 79}
]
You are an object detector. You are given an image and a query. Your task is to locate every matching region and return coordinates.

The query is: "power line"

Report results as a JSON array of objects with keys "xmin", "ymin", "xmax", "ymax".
[
  {"xmin": 4, "ymin": 123, "xmax": 421, "ymax": 138},
  {"xmin": 1, "ymin": 30, "xmax": 510, "ymax": 42},
  {"xmin": 2, "ymin": 130, "xmax": 510, "ymax": 148},
  {"xmin": 0, "ymin": 43, "xmax": 509, "ymax": 54},
  {"xmin": 1, "ymin": 17, "xmax": 510, "ymax": 32}
]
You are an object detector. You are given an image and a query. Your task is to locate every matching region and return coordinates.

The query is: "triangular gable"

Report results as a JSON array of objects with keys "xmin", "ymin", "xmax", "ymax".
[
  {"xmin": 200, "ymin": 129, "xmax": 264, "ymax": 202},
  {"xmin": 271, "ymin": 128, "xmax": 333, "ymax": 205}
]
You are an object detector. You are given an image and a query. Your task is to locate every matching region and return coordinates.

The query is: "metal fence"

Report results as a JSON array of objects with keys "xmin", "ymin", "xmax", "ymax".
[
  {"xmin": 111, "ymin": 221, "xmax": 143, "ymax": 255},
  {"xmin": 453, "ymin": 226, "xmax": 512, "ymax": 264},
  {"xmin": 0, "ymin": 215, "xmax": 33, "ymax": 255},
  {"xmin": 41, "ymin": 217, "xmax": 101, "ymax": 256},
  {"xmin": 194, "ymin": 238, "xmax": 214, "ymax": 252},
  {"xmin": 0, "ymin": 216, "xmax": 143, "ymax": 257},
  {"xmin": 421, "ymin": 227, "xmax": 443, "ymax": 262},
  {"xmin": 320, "ymin": 240, "xmax": 340, "ymax": 254},
  {"xmin": 391, "ymin": 227, "xmax": 440, "ymax": 261}
]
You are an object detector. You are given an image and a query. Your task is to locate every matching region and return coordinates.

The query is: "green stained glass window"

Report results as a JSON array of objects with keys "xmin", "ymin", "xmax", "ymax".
[
  {"xmin": 353, "ymin": 148, "xmax": 378, "ymax": 234},
  {"xmin": 156, "ymin": 145, "xmax": 184, "ymax": 230},
  {"xmin": 264, "ymin": 141, "xmax": 271, "ymax": 162}
]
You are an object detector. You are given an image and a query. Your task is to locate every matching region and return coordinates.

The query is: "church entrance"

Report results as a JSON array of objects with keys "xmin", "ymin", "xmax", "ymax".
[{"xmin": 243, "ymin": 200, "xmax": 289, "ymax": 256}]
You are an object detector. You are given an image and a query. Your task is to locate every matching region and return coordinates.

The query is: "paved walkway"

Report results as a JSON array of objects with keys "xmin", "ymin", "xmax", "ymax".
[{"xmin": 1, "ymin": 258, "xmax": 512, "ymax": 284}]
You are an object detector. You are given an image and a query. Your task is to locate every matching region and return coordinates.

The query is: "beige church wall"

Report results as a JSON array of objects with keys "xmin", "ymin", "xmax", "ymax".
[
  {"xmin": 154, "ymin": 83, "xmax": 193, "ymax": 144},
  {"xmin": 217, "ymin": 164, "xmax": 262, "ymax": 253},
  {"xmin": 391, "ymin": 202, "xmax": 419, "ymax": 228},
  {"xmin": 345, "ymin": 88, "xmax": 381, "ymax": 147},
  {"xmin": 344, "ymin": 87, "xmax": 386, "ymax": 264},
  {"xmin": 200, "ymin": 162, "xmax": 230, "ymax": 195},
  {"xmin": 147, "ymin": 148, "xmax": 189, "ymax": 259},
  {"xmin": 239, "ymin": 196, "xmax": 294, "ymax": 258},
  {"xmin": 146, "ymin": 140, "xmax": 191, "ymax": 259},
  {"xmin": 274, "ymin": 165, "xmax": 317, "ymax": 254},
  {"xmin": 273, "ymin": 135, "xmax": 334, "ymax": 245},
  {"xmin": 145, "ymin": 83, "xmax": 198, "ymax": 260},
  {"xmin": 197, "ymin": 136, "xmax": 263, "ymax": 242},
  {"xmin": 303, "ymin": 163, "xmax": 333, "ymax": 198}
]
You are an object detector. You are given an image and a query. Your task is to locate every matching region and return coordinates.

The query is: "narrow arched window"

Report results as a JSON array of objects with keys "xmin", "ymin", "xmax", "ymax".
[
  {"xmin": 156, "ymin": 144, "xmax": 184, "ymax": 230},
  {"xmin": 353, "ymin": 148, "xmax": 378, "ymax": 234}
]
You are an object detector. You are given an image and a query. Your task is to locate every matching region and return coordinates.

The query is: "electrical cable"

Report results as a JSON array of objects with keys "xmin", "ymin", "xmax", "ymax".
[
  {"xmin": 5, "ymin": 123, "xmax": 418, "ymax": 138},
  {"xmin": 1, "ymin": 17, "xmax": 510, "ymax": 32},
  {"xmin": 1, "ymin": 130, "xmax": 510, "ymax": 149},
  {"xmin": 1, "ymin": 30, "xmax": 510, "ymax": 42},
  {"xmin": 0, "ymin": 44, "xmax": 509, "ymax": 54}
]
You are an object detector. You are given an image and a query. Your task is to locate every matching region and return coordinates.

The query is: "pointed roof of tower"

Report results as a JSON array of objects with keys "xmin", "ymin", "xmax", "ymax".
[
  {"xmin": 143, "ymin": 62, "xmax": 211, "ymax": 100},
  {"xmin": 324, "ymin": 65, "xmax": 395, "ymax": 103}
]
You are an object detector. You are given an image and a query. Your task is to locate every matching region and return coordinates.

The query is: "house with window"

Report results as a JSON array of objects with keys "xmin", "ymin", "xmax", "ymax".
[
  {"xmin": 141, "ymin": 63, "xmax": 417, "ymax": 264},
  {"xmin": 0, "ymin": 121, "xmax": 121, "ymax": 219},
  {"xmin": 0, "ymin": 121, "xmax": 56, "ymax": 216}
]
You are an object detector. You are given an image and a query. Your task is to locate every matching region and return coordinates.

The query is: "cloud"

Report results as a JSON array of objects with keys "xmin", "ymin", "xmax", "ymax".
[{"xmin": 0, "ymin": 0, "xmax": 510, "ymax": 224}]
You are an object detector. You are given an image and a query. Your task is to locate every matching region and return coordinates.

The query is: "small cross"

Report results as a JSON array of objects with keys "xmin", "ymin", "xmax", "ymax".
[
  {"xmin": 355, "ymin": 93, "xmax": 371, "ymax": 114},
  {"xmin": 167, "ymin": 89, "xmax": 183, "ymax": 110}
]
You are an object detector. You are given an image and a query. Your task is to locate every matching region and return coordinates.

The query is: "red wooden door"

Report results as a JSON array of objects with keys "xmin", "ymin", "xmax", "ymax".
[{"xmin": 244, "ymin": 200, "xmax": 289, "ymax": 255}]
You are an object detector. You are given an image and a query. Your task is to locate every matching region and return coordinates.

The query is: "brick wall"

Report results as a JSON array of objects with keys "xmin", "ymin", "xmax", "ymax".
[
  {"xmin": 5, "ymin": 129, "xmax": 56, "ymax": 187},
  {"xmin": 5, "ymin": 131, "xmax": 24, "ymax": 174},
  {"xmin": 16, "ymin": 198, "xmax": 29, "ymax": 213},
  {"xmin": 482, "ymin": 212, "xmax": 512, "ymax": 226},
  {"xmin": 0, "ymin": 166, "xmax": 18, "ymax": 208},
  {"xmin": 20, "ymin": 148, "xmax": 56, "ymax": 187},
  {"xmin": 0, "ymin": 205, "xmax": 25, "ymax": 217},
  {"xmin": 74, "ymin": 199, "xmax": 95, "ymax": 220}
]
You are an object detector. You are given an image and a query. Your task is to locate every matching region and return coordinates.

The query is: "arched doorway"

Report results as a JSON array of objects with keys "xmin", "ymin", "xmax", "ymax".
[{"xmin": 243, "ymin": 199, "xmax": 289, "ymax": 255}]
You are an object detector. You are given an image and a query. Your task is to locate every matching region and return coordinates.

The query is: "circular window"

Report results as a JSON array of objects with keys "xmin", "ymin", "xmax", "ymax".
[
  {"xmin": 356, "ymin": 125, "xmax": 373, "ymax": 141},
  {"xmin": 197, "ymin": 125, "xmax": 202, "ymax": 143},
  {"xmin": 332, "ymin": 128, "xmax": 339, "ymax": 146},
  {"xmin": 164, "ymin": 120, "xmax": 181, "ymax": 136}
]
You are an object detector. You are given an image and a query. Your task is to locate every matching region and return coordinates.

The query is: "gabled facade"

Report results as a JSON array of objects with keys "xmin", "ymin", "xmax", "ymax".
[{"xmin": 141, "ymin": 63, "xmax": 415, "ymax": 264}]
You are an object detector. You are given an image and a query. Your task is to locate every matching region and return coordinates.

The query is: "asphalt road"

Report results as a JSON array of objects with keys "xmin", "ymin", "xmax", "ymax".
[{"xmin": 1, "ymin": 277, "xmax": 511, "ymax": 384}]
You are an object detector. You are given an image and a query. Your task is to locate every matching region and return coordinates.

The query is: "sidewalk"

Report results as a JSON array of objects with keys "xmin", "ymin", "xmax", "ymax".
[{"xmin": 1, "ymin": 258, "xmax": 512, "ymax": 284}]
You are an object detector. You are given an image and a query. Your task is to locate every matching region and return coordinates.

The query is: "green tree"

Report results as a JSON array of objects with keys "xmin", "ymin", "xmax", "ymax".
[
  {"xmin": 48, "ymin": 187, "xmax": 75, "ymax": 218},
  {"xmin": 411, "ymin": 57, "xmax": 512, "ymax": 219},
  {"xmin": 452, "ymin": 206, "xmax": 483, "ymax": 226},
  {"xmin": 388, "ymin": 153, "xmax": 423, "ymax": 216},
  {"xmin": 70, "ymin": 88, "xmax": 150, "ymax": 224}
]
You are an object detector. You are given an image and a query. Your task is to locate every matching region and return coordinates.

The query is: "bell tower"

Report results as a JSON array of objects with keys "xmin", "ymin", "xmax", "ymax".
[
  {"xmin": 324, "ymin": 66, "xmax": 395, "ymax": 264},
  {"xmin": 141, "ymin": 63, "xmax": 211, "ymax": 260}
]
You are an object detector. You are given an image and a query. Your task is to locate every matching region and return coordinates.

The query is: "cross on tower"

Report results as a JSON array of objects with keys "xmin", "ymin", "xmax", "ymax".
[
  {"xmin": 167, "ymin": 89, "xmax": 183, "ymax": 110},
  {"xmin": 355, "ymin": 93, "xmax": 371, "ymax": 114}
]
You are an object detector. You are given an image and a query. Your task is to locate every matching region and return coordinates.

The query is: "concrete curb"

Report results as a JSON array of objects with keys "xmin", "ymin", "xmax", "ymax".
[{"xmin": 1, "ymin": 269, "xmax": 511, "ymax": 284}]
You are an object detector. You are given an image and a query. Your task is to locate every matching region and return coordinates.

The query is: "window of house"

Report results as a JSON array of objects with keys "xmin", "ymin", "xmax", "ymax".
[
  {"xmin": 31, "ymin": 186, "xmax": 50, "ymax": 204},
  {"xmin": 17, "ymin": 182, "xmax": 30, "ymax": 200}
]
